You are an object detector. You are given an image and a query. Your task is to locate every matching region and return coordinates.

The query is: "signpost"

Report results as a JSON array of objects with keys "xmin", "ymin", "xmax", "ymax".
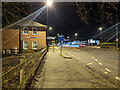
[
  {"xmin": 58, "ymin": 35, "xmax": 64, "ymax": 55},
  {"xmin": 52, "ymin": 40, "xmax": 55, "ymax": 52}
]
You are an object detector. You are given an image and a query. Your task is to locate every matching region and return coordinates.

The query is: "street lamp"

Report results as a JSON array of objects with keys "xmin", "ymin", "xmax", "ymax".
[
  {"xmin": 99, "ymin": 27, "xmax": 103, "ymax": 47},
  {"xmin": 75, "ymin": 33, "xmax": 78, "ymax": 40},
  {"xmin": 75, "ymin": 33, "xmax": 78, "ymax": 36},
  {"xmin": 46, "ymin": 0, "xmax": 52, "ymax": 6},
  {"xmin": 116, "ymin": 15, "xmax": 118, "ymax": 49},
  {"xmin": 67, "ymin": 36, "xmax": 69, "ymax": 39},
  {"xmin": 49, "ymin": 27, "xmax": 52, "ymax": 30},
  {"xmin": 57, "ymin": 34, "xmax": 59, "ymax": 36},
  {"xmin": 46, "ymin": 0, "xmax": 52, "ymax": 52},
  {"xmin": 99, "ymin": 27, "xmax": 103, "ymax": 31}
]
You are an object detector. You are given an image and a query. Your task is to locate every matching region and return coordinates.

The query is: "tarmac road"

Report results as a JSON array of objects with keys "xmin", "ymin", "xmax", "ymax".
[
  {"xmin": 32, "ymin": 46, "xmax": 119, "ymax": 88},
  {"xmin": 63, "ymin": 47, "xmax": 119, "ymax": 83}
]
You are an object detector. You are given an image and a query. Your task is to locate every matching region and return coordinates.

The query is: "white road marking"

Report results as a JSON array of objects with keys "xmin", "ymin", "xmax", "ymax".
[
  {"xmin": 104, "ymin": 72, "xmax": 108, "ymax": 74},
  {"xmin": 98, "ymin": 62, "xmax": 102, "ymax": 65},
  {"xmin": 105, "ymin": 68, "xmax": 111, "ymax": 73},
  {"xmin": 66, "ymin": 59, "xmax": 72, "ymax": 61},
  {"xmin": 87, "ymin": 62, "xmax": 93, "ymax": 65},
  {"xmin": 92, "ymin": 57, "xmax": 95, "ymax": 59},
  {"xmin": 64, "ymin": 52, "xmax": 81, "ymax": 60},
  {"xmin": 73, "ymin": 55, "xmax": 79, "ymax": 59},
  {"xmin": 115, "ymin": 77, "xmax": 120, "ymax": 81},
  {"xmin": 94, "ymin": 59, "xmax": 98, "ymax": 62},
  {"xmin": 67, "ymin": 52, "xmax": 69, "ymax": 54}
]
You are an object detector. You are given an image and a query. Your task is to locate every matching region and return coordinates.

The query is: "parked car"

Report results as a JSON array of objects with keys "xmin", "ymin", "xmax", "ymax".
[{"xmin": 80, "ymin": 44, "xmax": 85, "ymax": 48}]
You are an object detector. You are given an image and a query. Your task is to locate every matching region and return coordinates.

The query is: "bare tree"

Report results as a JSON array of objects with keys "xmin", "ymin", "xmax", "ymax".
[
  {"xmin": 75, "ymin": 2, "xmax": 119, "ymax": 24},
  {"xmin": 2, "ymin": 2, "xmax": 33, "ymax": 27}
]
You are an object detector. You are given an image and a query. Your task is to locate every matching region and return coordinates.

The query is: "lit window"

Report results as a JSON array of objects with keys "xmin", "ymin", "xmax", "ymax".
[
  {"xmin": 23, "ymin": 41, "xmax": 28, "ymax": 49},
  {"xmin": 32, "ymin": 28, "xmax": 37, "ymax": 35},
  {"xmin": 32, "ymin": 42, "xmax": 37, "ymax": 49},
  {"xmin": 23, "ymin": 27, "xmax": 28, "ymax": 35}
]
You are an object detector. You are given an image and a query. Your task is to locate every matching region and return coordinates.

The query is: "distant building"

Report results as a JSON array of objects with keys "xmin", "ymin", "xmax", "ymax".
[
  {"xmin": 2, "ymin": 21, "xmax": 47, "ymax": 54},
  {"xmin": 47, "ymin": 36, "xmax": 56, "ymax": 45}
]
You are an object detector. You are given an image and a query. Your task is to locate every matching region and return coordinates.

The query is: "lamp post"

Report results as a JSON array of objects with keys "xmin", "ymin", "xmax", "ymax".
[
  {"xmin": 67, "ymin": 36, "xmax": 69, "ymax": 39},
  {"xmin": 75, "ymin": 33, "xmax": 78, "ymax": 40},
  {"xmin": 99, "ymin": 27, "xmax": 103, "ymax": 47},
  {"xmin": 49, "ymin": 27, "xmax": 52, "ymax": 31},
  {"xmin": 46, "ymin": 0, "xmax": 52, "ymax": 52},
  {"xmin": 116, "ymin": 15, "xmax": 118, "ymax": 49}
]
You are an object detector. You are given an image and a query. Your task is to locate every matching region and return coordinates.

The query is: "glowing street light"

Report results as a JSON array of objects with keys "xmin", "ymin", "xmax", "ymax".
[
  {"xmin": 49, "ymin": 27, "xmax": 52, "ymax": 30},
  {"xmin": 99, "ymin": 27, "xmax": 103, "ymax": 31},
  {"xmin": 46, "ymin": 0, "xmax": 52, "ymax": 52},
  {"xmin": 67, "ymin": 36, "xmax": 69, "ymax": 39},
  {"xmin": 75, "ymin": 33, "xmax": 78, "ymax": 36},
  {"xmin": 99, "ymin": 27, "xmax": 103, "ymax": 47},
  {"xmin": 46, "ymin": 0, "xmax": 52, "ymax": 6}
]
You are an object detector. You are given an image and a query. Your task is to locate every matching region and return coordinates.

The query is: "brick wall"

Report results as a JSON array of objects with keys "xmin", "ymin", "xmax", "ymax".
[
  {"xmin": 21, "ymin": 30, "xmax": 46, "ymax": 50},
  {"xmin": 2, "ymin": 27, "xmax": 46, "ymax": 52},
  {"xmin": 2, "ymin": 29, "xmax": 19, "ymax": 49}
]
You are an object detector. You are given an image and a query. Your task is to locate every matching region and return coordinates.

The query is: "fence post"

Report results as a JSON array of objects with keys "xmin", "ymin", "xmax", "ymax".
[
  {"xmin": 5, "ymin": 49, "xmax": 7, "ymax": 55},
  {"xmin": 19, "ymin": 56, "xmax": 25, "ymax": 85},
  {"xmin": 10, "ymin": 49, "xmax": 13, "ymax": 55}
]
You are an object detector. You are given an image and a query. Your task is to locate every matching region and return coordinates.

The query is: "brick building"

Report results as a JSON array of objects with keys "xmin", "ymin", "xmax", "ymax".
[{"xmin": 2, "ymin": 21, "xmax": 47, "ymax": 53}]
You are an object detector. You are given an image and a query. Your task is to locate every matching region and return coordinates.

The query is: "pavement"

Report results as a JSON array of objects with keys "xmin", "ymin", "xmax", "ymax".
[{"xmin": 33, "ymin": 46, "xmax": 118, "ymax": 88}]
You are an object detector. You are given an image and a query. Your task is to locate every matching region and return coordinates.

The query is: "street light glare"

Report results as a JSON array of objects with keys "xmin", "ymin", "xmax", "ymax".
[
  {"xmin": 75, "ymin": 33, "xmax": 78, "ymax": 36},
  {"xmin": 46, "ymin": 0, "xmax": 52, "ymax": 6},
  {"xmin": 99, "ymin": 27, "xmax": 103, "ymax": 31},
  {"xmin": 67, "ymin": 36, "xmax": 69, "ymax": 39},
  {"xmin": 49, "ymin": 27, "xmax": 52, "ymax": 30}
]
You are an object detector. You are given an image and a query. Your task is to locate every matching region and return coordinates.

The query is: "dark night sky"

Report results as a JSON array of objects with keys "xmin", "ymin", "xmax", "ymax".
[{"xmin": 33, "ymin": 2, "xmax": 118, "ymax": 40}]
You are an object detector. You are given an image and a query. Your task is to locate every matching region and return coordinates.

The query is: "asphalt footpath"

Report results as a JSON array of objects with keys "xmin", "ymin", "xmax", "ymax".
[{"xmin": 33, "ymin": 47, "xmax": 117, "ymax": 88}]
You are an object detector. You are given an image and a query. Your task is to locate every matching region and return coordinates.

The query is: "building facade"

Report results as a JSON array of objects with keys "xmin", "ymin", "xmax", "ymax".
[{"xmin": 2, "ymin": 21, "xmax": 47, "ymax": 54}]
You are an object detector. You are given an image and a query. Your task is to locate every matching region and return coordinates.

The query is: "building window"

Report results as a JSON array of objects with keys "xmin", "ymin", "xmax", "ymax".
[
  {"xmin": 32, "ymin": 28, "xmax": 37, "ymax": 35},
  {"xmin": 23, "ymin": 41, "xmax": 28, "ymax": 49},
  {"xmin": 23, "ymin": 27, "xmax": 28, "ymax": 35},
  {"xmin": 32, "ymin": 41, "xmax": 37, "ymax": 49}
]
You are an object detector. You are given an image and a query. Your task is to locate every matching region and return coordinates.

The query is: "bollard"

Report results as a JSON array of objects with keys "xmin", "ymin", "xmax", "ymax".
[{"xmin": 19, "ymin": 56, "xmax": 25, "ymax": 85}]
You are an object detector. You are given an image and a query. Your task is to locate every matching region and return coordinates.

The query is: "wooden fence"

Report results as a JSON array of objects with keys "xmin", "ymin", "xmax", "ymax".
[
  {"xmin": 1, "ymin": 49, "xmax": 19, "ymax": 55},
  {"xmin": 1, "ymin": 48, "xmax": 44, "ymax": 55},
  {"xmin": 1, "ymin": 47, "xmax": 47, "ymax": 88}
]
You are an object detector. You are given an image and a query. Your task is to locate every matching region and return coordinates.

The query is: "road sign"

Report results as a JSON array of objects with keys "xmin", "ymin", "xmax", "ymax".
[{"xmin": 58, "ymin": 35, "xmax": 64, "ymax": 41}]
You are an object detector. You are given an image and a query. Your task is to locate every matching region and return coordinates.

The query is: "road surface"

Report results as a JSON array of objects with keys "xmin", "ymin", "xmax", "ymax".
[
  {"xmin": 63, "ymin": 47, "xmax": 119, "ymax": 82},
  {"xmin": 31, "ymin": 46, "xmax": 119, "ymax": 88}
]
